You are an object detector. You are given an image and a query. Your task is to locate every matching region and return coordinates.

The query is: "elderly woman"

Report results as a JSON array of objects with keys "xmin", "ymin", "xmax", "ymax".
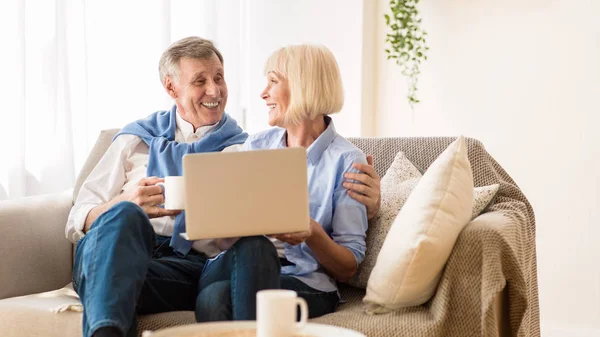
[{"xmin": 196, "ymin": 44, "xmax": 369, "ymax": 320}]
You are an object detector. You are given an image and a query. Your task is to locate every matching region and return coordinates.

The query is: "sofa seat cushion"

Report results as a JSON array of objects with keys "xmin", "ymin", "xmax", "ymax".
[
  {"xmin": 314, "ymin": 285, "xmax": 435, "ymax": 336},
  {"xmin": 0, "ymin": 285, "xmax": 195, "ymax": 337},
  {"xmin": 0, "ymin": 286, "xmax": 388, "ymax": 336},
  {"xmin": 0, "ymin": 286, "xmax": 82, "ymax": 337},
  {"xmin": 138, "ymin": 312, "xmax": 195, "ymax": 335}
]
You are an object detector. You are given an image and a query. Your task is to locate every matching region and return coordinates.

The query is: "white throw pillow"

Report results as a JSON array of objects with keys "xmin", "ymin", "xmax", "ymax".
[
  {"xmin": 348, "ymin": 148, "xmax": 499, "ymax": 290},
  {"xmin": 363, "ymin": 136, "xmax": 474, "ymax": 313},
  {"xmin": 472, "ymin": 183, "xmax": 499, "ymax": 219}
]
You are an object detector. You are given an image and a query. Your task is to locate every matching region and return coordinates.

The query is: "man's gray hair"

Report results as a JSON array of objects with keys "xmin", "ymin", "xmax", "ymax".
[{"xmin": 158, "ymin": 36, "xmax": 224, "ymax": 85}]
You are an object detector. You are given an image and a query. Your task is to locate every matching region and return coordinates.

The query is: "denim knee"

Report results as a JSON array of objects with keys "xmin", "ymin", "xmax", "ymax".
[
  {"xmin": 195, "ymin": 280, "xmax": 232, "ymax": 322},
  {"xmin": 99, "ymin": 201, "xmax": 152, "ymax": 232},
  {"xmin": 233, "ymin": 236, "xmax": 278, "ymax": 263},
  {"xmin": 108, "ymin": 201, "xmax": 147, "ymax": 223}
]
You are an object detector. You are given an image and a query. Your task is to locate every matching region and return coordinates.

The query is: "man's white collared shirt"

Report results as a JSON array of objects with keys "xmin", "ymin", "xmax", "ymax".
[{"xmin": 65, "ymin": 112, "xmax": 242, "ymax": 257}]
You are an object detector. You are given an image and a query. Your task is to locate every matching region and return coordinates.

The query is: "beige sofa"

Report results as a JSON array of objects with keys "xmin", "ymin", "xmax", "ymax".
[{"xmin": 0, "ymin": 130, "xmax": 540, "ymax": 337}]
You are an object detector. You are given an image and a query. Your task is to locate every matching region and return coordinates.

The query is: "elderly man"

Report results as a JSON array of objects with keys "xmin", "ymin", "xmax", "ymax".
[{"xmin": 66, "ymin": 36, "xmax": 381, "ymax": 337}]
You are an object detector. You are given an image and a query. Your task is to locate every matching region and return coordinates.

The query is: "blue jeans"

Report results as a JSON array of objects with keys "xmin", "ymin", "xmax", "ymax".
[
  {"xmin": 195, "ymin": 236, "xmax": 281, "ymax": 321},
  {"xmin": 196, "ymin": 263, "xmax": 339, "ymax": 322},
  {"xmin": 73, "ymin": 202, "xmax": 280, "ymax": 337}
]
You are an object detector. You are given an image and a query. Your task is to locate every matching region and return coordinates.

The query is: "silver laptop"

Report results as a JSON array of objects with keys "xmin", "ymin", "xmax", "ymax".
[{"xmin": 181, "ymin": 147, "xmax": 309, "ymax": 240}]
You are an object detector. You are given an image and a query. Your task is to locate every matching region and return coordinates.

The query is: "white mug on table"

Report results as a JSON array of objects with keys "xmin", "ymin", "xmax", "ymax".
[{"xmin": 257, "ymin": 290, "xmax": 308, "ymax": 337}]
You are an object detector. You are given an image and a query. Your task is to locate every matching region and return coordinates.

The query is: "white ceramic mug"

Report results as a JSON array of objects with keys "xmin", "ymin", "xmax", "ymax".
[
  {"xmin": 162, "ymin": 176, "xmax": 186, "ymax": 210},
  {"xmin": 256, "ymin": 290, "xmax": 308, "ymax": 337}
]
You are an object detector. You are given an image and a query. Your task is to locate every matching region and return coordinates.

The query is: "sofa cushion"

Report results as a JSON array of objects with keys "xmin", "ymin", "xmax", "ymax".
[
  {"xmin": 348, "ymin": 148, "xmax": 499, "ymax": 289},
  {"xmin": 472, "ymin": 183, "xmax": 499, "ymax": 218},
  {"xmin": 363, "ymin": 136, "xmax": 474, "ymax": 311},
  {"xmin": 347, "ymin": 152, "xmax": 421, "ymax": 288},
  {"xmin": 73, "ymin": 129, "xmax": 120, "ymax": 202},
  {"xmin": 0, "ymin": 285, "xmax": 195, "ymax": 337},
  {"xmin": 0, "ymin": 285, "xmax": 82, "ymax": 337},
  {"xmin": 314, "ymin": 284, "xmax": 439, "ymax": 336}
]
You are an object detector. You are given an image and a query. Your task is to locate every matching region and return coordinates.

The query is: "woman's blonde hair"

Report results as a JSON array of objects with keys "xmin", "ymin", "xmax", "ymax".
[{"xmin": 264, "ymin": 44, "xmax": 344, "ymax": 125}]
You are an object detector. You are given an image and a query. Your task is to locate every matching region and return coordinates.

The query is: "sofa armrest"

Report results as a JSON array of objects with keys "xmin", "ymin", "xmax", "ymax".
[
  {"xmin": 430, "ymin": 210, "xmax": 536, "ymax": 336},
  {"xmin": 0, "ymin": 190, "xmax": 74, "ymax": 299}
]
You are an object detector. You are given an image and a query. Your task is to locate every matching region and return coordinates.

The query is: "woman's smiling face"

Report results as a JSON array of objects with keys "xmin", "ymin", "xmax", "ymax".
[{"xmin": 261, "ymin": 72, "xmax": 290, "ymax": 127}]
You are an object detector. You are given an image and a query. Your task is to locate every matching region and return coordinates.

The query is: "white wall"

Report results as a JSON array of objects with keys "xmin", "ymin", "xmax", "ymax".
[
  {"xmin": 242, "ymin": 0, "xmax": 367, "ymax": 137},
  {"xmin": 373, "ymin": 0, "xmax": 600, "ymax": 335}
]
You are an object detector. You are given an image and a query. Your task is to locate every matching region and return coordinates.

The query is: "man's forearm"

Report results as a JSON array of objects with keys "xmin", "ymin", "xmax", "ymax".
[{"xmin": 83, "ymin": 194, "xmax": 128, "ymax": 233}]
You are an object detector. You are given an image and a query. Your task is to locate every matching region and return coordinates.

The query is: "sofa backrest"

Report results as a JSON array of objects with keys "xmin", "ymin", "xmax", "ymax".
[
  {"xmin": 74, "ymin": 130, "xmax": 494, "ymax": 203},
  {"xmin": 347, "ymin": 137, "xmax": 485, "ymax": 178},
  {"xmin": 73, "ymin": 129, "xmax": 120, "ymax": 202}
]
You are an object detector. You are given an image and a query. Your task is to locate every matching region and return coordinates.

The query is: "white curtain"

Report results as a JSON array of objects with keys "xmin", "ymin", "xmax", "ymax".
[{"xmin": 0, "ymin": 0, "xmax": 246, "ymax": 200}]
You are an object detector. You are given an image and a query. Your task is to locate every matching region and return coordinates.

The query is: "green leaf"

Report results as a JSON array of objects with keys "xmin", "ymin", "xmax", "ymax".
[{"xmin": 384, "ymin": 0, "xmax": 427, "ymax": 107}]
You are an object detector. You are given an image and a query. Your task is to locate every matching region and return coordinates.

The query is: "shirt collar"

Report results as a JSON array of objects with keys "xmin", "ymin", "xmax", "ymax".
[
  {"xmin": 306, "ymin": 116, "xmax": 336, "ymax": 165},
  {"xmin": 175, "ymin": 107, "xmax": 219, "ymax": 140},
  {"xmin": 271, "ymin": 116, "xmax": 336, "ymax": 165},
  {"xmin": 270, "ymin": 129, "xmax": 287, "ymax": 150}
]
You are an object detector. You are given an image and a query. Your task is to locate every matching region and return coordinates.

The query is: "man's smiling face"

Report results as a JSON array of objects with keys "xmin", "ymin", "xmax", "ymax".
[{"xmin": 170, "ymin": 55, "xmax": 228, "ymax": 128}]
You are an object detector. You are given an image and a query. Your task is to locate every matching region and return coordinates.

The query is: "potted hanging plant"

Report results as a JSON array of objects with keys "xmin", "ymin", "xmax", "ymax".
[{"xmin": 384, "ymin": 0, "xmax": 429, "ymax": 108}]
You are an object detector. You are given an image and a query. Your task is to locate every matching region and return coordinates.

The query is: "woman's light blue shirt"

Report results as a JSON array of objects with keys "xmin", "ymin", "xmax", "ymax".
[{"xmin": 243, "ymin": 117, "xmax": 368, "ymax": 293}]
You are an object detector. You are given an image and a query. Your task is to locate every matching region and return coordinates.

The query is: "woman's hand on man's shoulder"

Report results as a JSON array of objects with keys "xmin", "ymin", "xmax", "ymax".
[{"xmin": 343, "ymin": 154, "xmax": 381, "ymax": 220}]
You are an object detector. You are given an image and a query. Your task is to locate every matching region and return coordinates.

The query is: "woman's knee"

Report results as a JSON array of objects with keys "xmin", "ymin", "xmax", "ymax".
[
  {"xmin": 279, "ymin": 276, "xmax": 338, "ymax": 318},
  {"xmin": 195, "ymin": 281, "xmax": 232, "ymax": 322},
  {"xmin": 233, "ymin": 236, "xmax": 278, "ymax": 261}
]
